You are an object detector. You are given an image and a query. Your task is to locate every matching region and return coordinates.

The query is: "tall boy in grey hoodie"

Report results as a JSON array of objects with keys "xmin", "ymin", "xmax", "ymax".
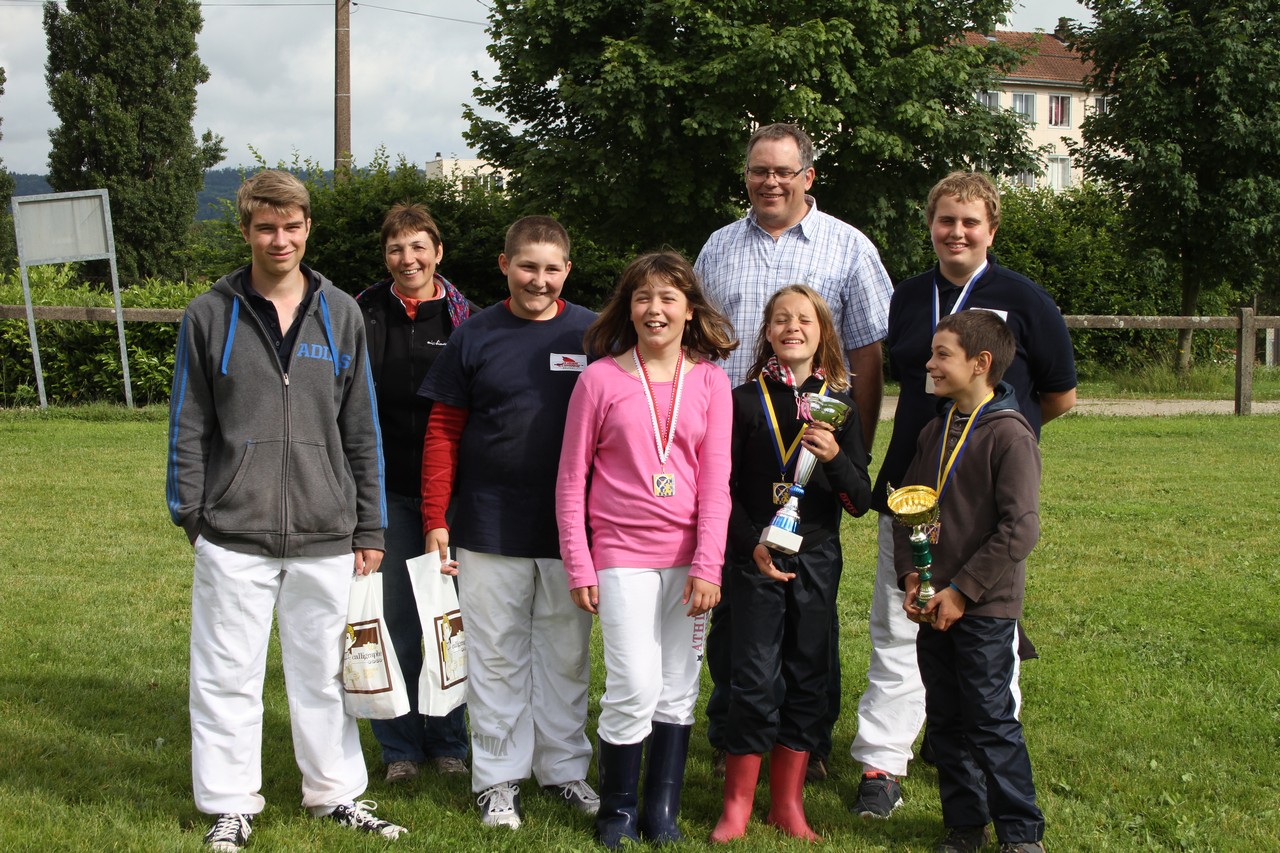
[{"xmin": 167, "ymin": 170, "xmax": 404, "ymax": 851}]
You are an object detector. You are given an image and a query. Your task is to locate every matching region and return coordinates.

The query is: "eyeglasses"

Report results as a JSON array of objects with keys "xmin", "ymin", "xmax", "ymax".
[{"xmin": 745, "ymin": 166, "xmax": 807, "ymax": 183}]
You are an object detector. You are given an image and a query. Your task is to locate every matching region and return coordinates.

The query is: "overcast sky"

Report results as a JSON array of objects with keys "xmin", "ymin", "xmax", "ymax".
[{"xmin": 0, "ymin": 0, "xmax": 1090, "ymax": 175}]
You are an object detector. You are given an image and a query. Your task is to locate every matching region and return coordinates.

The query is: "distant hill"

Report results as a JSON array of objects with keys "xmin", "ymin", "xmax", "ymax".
[
  {"xmin": 12, "ymin": 174, "xmax": 52, "ymax": 196},
  {"xmin": 9, "ymin": 168, "xmax": 262, "ymax": 222}
]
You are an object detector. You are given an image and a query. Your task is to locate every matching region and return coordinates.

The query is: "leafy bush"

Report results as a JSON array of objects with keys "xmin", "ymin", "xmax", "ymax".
[
  {"xmin": 996, "ymin": 184, "xmax": 1239, "ymax": 369},
  {"xmin": 0, "ymin": 269, "xmax": 204, "ymax": 406},
  {"xmin": 191, "ymin": 150, "xmax": 627, "ymax": 311}
]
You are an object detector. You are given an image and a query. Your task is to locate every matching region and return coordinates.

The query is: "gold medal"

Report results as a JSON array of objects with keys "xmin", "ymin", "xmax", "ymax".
[
  {"xmin": 653, "ymin": 472, "xmax": 675, "ymax": 497},
  {"xmin": 772, "ymin": 482, "xmax": 792, "ymax": 505}
]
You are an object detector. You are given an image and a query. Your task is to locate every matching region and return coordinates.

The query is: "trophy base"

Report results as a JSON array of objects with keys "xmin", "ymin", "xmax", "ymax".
[{"xmin": 760, "ymin": 525, "xmax": 802, "ymax": 555}]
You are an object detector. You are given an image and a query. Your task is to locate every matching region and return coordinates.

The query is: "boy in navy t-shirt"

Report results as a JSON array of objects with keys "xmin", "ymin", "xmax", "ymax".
[{"xmin": 417, "ymin": 216, "xmax": 598, "ymax": 830}]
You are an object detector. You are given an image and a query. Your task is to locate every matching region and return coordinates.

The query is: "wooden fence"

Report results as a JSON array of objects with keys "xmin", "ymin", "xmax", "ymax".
[{"xmin": 2, "ymin": 305, "xmax": 1279, "ymax": 414}]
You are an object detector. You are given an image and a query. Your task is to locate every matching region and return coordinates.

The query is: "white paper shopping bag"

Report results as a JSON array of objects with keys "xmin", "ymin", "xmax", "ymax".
[
  {"xmin": 406, "ymin": 551, "xmax": 468, "ymax": 716},
  {"xmin": 341, "ymin": 572, "xmax": 411, "ymax": 719}
]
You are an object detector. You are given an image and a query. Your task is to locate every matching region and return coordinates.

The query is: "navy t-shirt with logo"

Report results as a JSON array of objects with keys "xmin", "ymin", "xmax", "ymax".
[{"xmin": 419, "ymin": 301, "xmax": 595, "ymax": 558}]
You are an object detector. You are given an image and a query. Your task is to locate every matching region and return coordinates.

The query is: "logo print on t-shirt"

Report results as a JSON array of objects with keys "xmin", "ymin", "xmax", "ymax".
[{"xmin": 550, "ymin": 353, "xmax": 587, "ymax": 372}]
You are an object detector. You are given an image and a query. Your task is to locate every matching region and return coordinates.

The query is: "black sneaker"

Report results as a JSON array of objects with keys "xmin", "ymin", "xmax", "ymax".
[
  {"xmin": 851, "ymin": 771, "xmax": 903, "ymax": 818},
  {"xmin": 327, "ymin": 800, "xmax": 407, "ymax": 839},
  {"xmin": 999, "ymin": 843, "xmax": 1045, "ymax": 853},
  {"xmin": 203, "ymin": 813, "xmax": 253, "ymax": 852},
  {"xmin": 937, "ymin": 825, "xmax": 991, "ymax": 852}
]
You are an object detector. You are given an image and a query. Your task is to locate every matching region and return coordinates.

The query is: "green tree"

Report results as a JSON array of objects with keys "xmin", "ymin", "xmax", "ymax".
[
  {"xmin": 1068, "ymin": 1, "xmax": 1280, "ymax": 370},
  {"xmin": 43, "ymin": 0, "xmax": 225, "ymax": 282},
  {"xmin": 465, "ymin": 0, "xmax": 1038, "ymax": 278},
  {"xmin": 0, "ymin": 67, "xmax": 16, "ymax": 270}
]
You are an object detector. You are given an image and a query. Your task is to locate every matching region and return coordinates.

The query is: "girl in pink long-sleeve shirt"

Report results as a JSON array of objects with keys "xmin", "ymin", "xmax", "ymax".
[{"xmin": 556, "ymin": 251, "xmax": 736, "ymax": 848}]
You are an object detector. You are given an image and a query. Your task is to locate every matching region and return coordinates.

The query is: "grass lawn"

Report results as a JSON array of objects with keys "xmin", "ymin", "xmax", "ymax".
[{"xmin": 0, "ymin": 406, "xmax": 1276, "ymax": 851}]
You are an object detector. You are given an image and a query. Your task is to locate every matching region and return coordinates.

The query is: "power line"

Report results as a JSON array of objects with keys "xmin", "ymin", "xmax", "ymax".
[{"xmin": 352, "ymin": 2, "xmax": 484, "ymax": 26}]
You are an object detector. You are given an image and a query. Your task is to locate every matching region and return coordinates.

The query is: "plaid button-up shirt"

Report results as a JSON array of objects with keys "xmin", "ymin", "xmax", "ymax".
[{"xmin": 695, "ymin": 197, "xmax": 892, "ymax": 386}]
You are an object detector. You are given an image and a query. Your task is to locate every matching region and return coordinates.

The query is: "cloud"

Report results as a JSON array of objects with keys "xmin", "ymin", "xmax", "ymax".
[{"xmin": 0, "ymin": 0, "xmax": 498, "ymax": 174}]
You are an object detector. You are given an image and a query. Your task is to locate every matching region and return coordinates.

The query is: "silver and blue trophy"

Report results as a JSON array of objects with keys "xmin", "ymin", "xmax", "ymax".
[{"xmin": 759, "ymin": 393, "xmax": 851, "ymax": 555}]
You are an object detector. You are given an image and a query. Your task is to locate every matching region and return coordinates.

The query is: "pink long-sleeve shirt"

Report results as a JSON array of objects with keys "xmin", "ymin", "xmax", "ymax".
[{"xmin": 556, "ymin": 355, "xmax": 733, "ymax": 590}]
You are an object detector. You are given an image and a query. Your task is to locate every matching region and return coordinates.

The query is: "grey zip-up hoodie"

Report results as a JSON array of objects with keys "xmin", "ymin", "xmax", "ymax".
[{"xmin": 167, "ymin": 265, "xmax": 387, "ymax": 557}]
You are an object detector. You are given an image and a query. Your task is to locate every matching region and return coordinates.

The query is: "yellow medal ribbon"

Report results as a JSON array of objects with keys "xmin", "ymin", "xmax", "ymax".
[
  {"xmin": 758, "ymin": 375, "xmax": 827, "ymax": 479},
  {"xmin": 935, "ymin": 389, "xmax": 995, "ymax": 501}
]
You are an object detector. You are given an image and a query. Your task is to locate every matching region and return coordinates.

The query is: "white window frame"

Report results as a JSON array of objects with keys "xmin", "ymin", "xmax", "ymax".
[
  {"xmin": 975, "ymin": 90, "xmax": 1000, "ymax": 110},
  {"xmin": 1048, "ymin": 94, "xmax": 1071, "ymax": 128},
  {"xmin": 1012, "ymin": 92, "xmax": 1036, "ymax": 125},
  {"xmin": 1046, "ymin": 155, "xmax": 1073, "ymax": 191}
]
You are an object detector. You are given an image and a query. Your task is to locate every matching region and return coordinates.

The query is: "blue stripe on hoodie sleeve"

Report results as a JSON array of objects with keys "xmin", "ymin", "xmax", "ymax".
[
  {"xmin": 220, "ymin": 298, "xmax": 240, "ymax": 376},
  {"xmin": 318, "ymin": 291, "xmax": 340, "ymax": 377},
  {"xmin": 167, "ymin": 314, "xmax": 192, "ymax": 523},
  {"xmin": 363, "ymin": 349, "xmax": 388, "ymax": 528}
]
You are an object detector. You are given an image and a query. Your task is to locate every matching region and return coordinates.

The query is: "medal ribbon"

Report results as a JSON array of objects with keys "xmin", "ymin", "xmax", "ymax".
[
  {"xmin": 757, "ymin": 375, "xmax": 827, "ymax": 479},
  {"xmin": 932, "ymin": 260, "xmax": 989, "ymax": 332},
  {"xmin": 634, "ymin": 347, "xmax": 685, "ymax": 469},
  {"xmin": 935, "ymin": 389, "xmax": 995, "ymax": 502}
]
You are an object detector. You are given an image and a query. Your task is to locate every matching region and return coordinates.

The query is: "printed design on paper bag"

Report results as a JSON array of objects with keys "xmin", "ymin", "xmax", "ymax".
[
  {"xmin": 343, "ymin": 620, "xmax": 393, "ymax": 694},
  {"xmin": 435, "ymin": 610, "xmax": 468, "ymax": 688}
]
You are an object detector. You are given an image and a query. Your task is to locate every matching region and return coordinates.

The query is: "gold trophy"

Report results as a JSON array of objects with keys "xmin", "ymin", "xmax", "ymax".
[
  {"xmin": 759, "ymin": 394, "xmax": 851, "ymax": 555},
  {"xmin": 886, "ymin": 485, "xmax": 940, "ymax": 610}
]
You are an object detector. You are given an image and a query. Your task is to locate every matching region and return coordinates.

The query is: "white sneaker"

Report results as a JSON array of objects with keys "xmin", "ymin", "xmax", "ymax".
[
  {"xmin": 547, "ymin": 778, "xmax": 600, "ymax": 816},
  {"xmin": 477, "ymin": 781, "xmax": 523, "ymax": 829}
]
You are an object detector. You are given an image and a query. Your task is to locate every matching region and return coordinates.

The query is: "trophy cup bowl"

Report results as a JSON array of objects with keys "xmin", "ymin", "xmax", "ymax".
[
  {"xmin": 759, "ymin": 393, "xmax": 851, "ymax": 555},
  {"xmin": 885, "ymin": 484, "xmax": 939, "ymax": 527},
  {"xmin": 886, "ymin": 485, "xmax": 940, "ymax": 612}
]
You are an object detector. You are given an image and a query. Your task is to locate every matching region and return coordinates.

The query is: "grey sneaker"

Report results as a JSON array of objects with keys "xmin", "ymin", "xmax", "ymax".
[
  {"xmin": 384, "ymin": 760, "xmax": 420, "ymax": 783},
  {"xmin": 851, "ymin": 771, "xmax": 903, "ymax": 818},
  {"xmin": 937, "ymin": 825, "xmax": 991, "ymax": 852},
  {"xmin": 327, "ymin": 800, "xmax": 407, "ymax": 839},
  {"xmin": 547, "ymin": 778, "xmax": 600, "ymax": 815},
  {"xmin": 433, "ymin": 756, "xmax": 468, "ymax": 775},
  {"xmin": 478, "ymin": 781, "xmax": 523, "ymax": 829},
  {"xmin": 203, "ymin": 813, "xmax": 253, "ymax": 852},
  {"xmin": 999, "ymin": 843, "xmax": 1045, "ymax": 853}
]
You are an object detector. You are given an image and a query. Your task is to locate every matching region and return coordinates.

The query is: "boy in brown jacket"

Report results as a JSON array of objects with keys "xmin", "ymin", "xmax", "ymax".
[{"xmin": 896, "ymin": 309, "xmax": 1045, "ymax": 853}]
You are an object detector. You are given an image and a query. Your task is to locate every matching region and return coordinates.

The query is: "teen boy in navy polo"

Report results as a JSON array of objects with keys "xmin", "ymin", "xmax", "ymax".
[{"xmin": 849, "ymin": 171, "xmax": 1075, "ymax": 819}]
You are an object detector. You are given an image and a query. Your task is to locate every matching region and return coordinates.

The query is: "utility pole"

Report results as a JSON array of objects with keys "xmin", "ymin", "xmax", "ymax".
[{"xmin": 335, "ymin": 0, "xmax": 352, "ymax": 179}]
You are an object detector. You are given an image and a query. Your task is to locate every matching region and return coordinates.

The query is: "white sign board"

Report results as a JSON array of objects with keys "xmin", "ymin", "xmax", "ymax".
[
  {"xmin": 11, "ymin": 189, "xmax": 132, "ymax": 407},
  {"xmin": 13, "ymin": 191, "xmax": 113, "ymax": 263}
]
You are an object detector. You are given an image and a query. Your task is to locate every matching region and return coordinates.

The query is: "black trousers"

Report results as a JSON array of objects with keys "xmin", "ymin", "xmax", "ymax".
[
  {"xmin": 713, "ymin": 537, "xmax": 842, "ymax": 755},
  {"xmin": 918, "ymin": 616, "xmax": 1044, "ymax": 843}
]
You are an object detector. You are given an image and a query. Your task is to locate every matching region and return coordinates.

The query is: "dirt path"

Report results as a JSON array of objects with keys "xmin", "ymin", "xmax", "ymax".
[{"xmin": 878, "ymin": 396, "xmax": 1280, "ymax": 420}]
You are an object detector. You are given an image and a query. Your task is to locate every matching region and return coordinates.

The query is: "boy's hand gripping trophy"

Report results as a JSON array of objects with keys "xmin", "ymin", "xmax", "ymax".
[
  {"xmin": 886, "ymin": 485, "xmax": 941, "ymax": 610},
  {"xmin": 759, "ymin": 394, "xmax": 851, "ymax": 556}
]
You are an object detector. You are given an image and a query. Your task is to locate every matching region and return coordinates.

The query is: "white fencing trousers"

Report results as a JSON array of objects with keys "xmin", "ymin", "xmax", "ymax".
[
  {"xmin": 849, "ymin": 513, "xmax": 927, "ymax": 777},
  {"xmin": 455, "ymin": 548, "xmax": 593, "ymax": 792},
  {"xmin": 189, "ymin": 537, "xmax": 367, "ymax": 816},
  {"xmin": 596, "ymin": 566, "xmax": 703, "ymax": 746}
]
